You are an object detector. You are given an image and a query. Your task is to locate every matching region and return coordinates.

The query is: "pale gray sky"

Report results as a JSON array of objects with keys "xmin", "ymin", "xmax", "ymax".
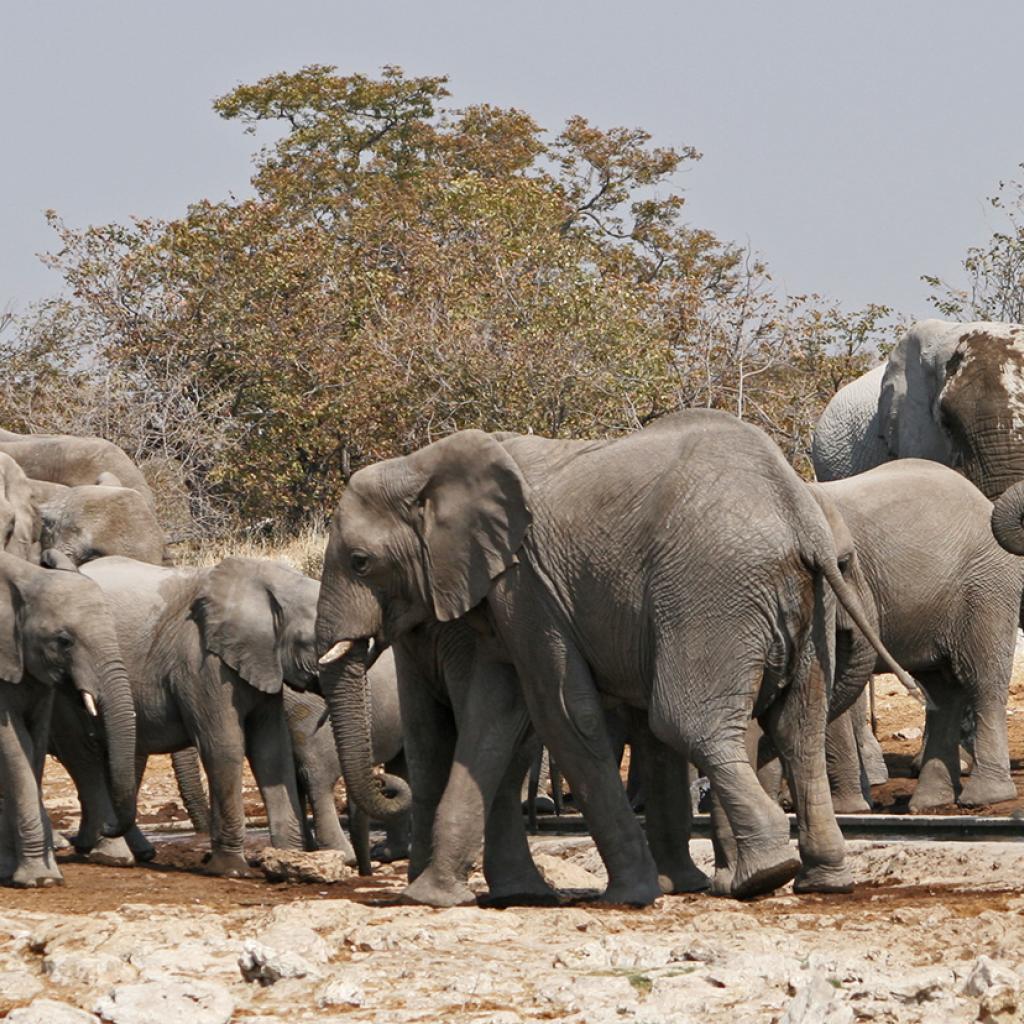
[{"xmin": 3, "ymin": 1, "xmax": 1023, "ymax": 319}]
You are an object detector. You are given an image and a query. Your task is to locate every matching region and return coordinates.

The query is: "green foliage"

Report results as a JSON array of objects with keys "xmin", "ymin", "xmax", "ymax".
[{"xmin": 10, "ymin": 65, "xmax": 889, "ymax": 531}]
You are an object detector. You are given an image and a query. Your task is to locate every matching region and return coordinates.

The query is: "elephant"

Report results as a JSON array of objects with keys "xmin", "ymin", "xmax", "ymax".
[
  {"xmin": 0, "ymin": 454, "xmax": 38, "ymax": 561},
  {"xmin": 168, "ymin": 652, "xmax": 409, "ymax": 872},
  {"xmin": 0, "ymin": 430, "xmax": 154, "ymax": 507},
  {"xmin": 0, "ymin": 553, "xmax": 136, "ymax": 886},
  {"xmin": 316, "ymin": 410, "xmax": 916, "ymax": 904},
  {"xmin": 50, "ymin": 555, "xmax": 318, "ymax": 875},
  {"xmin": 812, "ymin": 319, "xmax": 1024, "ymax": 500},
  {"xmin": 31, "ymin": 479, "xmax": 167, "ymax": 566},
  {"xmin": 809, "ymin": 459, "xmax": 1023, "ymax": 811}
]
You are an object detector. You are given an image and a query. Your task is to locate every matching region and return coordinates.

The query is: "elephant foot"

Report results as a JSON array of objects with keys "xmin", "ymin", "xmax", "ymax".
[
  {"xmin": 203, "ymin": 850, "xmax": 256, "ymax": 878},
  {"xmin": 957, "ymin": 775, "xmax": 1018, "ymax": 808},
  {"xmin": 793, "ymin": 860, "xmax": 854, "ymax": 895},
  {"xmin": 52, "ymin": 831, "xmax": 72, "ymax": 851},
  {"xmin": 599, "ymin": 872, "xmax": 662, "ymax": 908},
  {"xmin": 830, "ymin": 791, "xmax": 871, "ymax": 814},
  {"xmin": 399, "ymin": 872, "xmax": 476, "ymax": 908},
  {"xmin": 126, "ymin": 828, "xmax": 156, "ymax": 861},
  {"xmin": 908, "ymin": 776, "xmax": 956, "ymax": 813},
  {"xmin": 711, "ymin": 866, "xmax": 735, "ymax": 896},
  {"xmin": 89, "ymin": 837, "xmax": 136, "ymax": 868},
  {"xmin": 657, "ymin": 859, "xmax": 711, "ymax": 895},
  {"xmin": 729, "ymin": 851, "xmax": 801, "ymax": 900},
  {"xmin": 478, "ymin": 886, "xmax": 560, "ymax": 909},
  {"xmin": 11, "ymin": 859, "xmax": 64, "ymax": 888},
  {"xmin": 371, "ymin": 839, "xmax": 410, "ymax": 863}
]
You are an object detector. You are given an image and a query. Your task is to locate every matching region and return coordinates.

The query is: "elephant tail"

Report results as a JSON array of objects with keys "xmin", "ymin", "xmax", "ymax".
[{"xmin": 816, "ymin": 555, "xmax": 927, "ymax": 707}]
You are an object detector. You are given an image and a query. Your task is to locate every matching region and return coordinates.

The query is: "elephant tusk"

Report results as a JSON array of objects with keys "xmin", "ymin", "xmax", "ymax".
[
  {"xmin": 82, "ymin": 691, "xmax": 98, "ymax": 717},
  {"xmin": 318, "ymin": 639, "xmax": 353, "ymax": 666}
]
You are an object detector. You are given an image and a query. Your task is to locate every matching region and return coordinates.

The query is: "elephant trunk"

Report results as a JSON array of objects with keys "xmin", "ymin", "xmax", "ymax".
[
  {"xmin": 991, "ymin": 481, "xmax": 1024, "ymax": 555},
  {"xmin": 320, "ymin": 639, "xmax": 411, "ymax": 826}
]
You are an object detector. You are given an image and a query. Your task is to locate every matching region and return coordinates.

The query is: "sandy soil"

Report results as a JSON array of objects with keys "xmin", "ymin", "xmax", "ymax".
[{"xmin": 5, "ymin": 666, "xmax": 1021, "ymax": 1022}]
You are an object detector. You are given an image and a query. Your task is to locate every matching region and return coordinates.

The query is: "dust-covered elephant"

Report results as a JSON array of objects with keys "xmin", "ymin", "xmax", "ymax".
[
  {"xmin": 51, "ymin": 556, "xmax": 319, "ymax": 875},
  {"xmin": 316, "ymin": 411, "xmax": 916, "ymax": 904},
  {"xmin": 811, "ymin": 460, "xmax": 1023, "ymax": 811},
  {"xmin": 0, "ymin": 554, "xmax": 136, "ymax": 886},
  {"xmin": 813, "ymin": 319, "xmax": 1024, "ymax": 499}
]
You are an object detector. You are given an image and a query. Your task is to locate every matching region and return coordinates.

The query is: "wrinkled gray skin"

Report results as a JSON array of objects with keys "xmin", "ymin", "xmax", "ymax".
[
  {"xmin": 811, "ymin": 460, "xmax": 1023, "ymax": 811},
  {"xmin": 0, "ymin": 553, "xmax": 136, "ymax": 886},
  {"xmin": 0, "ymin": 430, "xmax": 154, "ymax": 507},
  {"xmin": 52, "ymin": 556, "xmax": 315, "ymax": 876},
  {"xmin": 31, "ymin": 479, "xmax": 167, "ymax": 567},
  {"xmin": 0, "ymin": 454, "xmax": 39, "ymax": 562},
  {"xmin": 317, "ymin": 410, "xmax": 913, "ymax": 904},
  {"xmin": 170, "ymin": 651, "xmax": 409, "ymax": 871},
  {"xmin": 813, "ymin": 319, "xmax": 1024, "ymax": 501}
]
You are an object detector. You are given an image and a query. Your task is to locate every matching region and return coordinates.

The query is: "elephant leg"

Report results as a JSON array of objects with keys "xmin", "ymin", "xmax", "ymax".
[
  {"xmin": 853, "ymin": 696, "xmax": 889, "ymax": 788},
  {"xmin": 761, "ymin": 624, "xmax": 851, "ymax": 895},
  {"xmin": 395, "ymin": 674, "xmax": 456, "ymax": 885},
  {"xmin": 0, "ymin": 708, "xmax": 62, "ymax": 887},
  {"xmin": 401, "ymin": 660, "xmax": 540, "ymax": 908},
  {"xmin": 514, "ymin": 642, "xmax": 660, "ymax": 907},
  {"xmin": 909, "ymin": 672, "xmax": 965, "ymax": 811},
  {"xmin": 244, "ymin": 707, "xmax": 304, "ymax": 852},
  {"xmin": 171, "ymin": 747, "xmax": 211, "ymax": 834},
  {"xmin": 306, "ymin": 771, "xmax": 355, "ymax": 861},
  {"xmin": 479, "ymin": 733, "xmax": 558, "ymax": 907},
  {"xmin": 956, "ymin": 667, "xmax": 1016, "ymax": 808},
  {"xmin": 826, "ymin": 706, "xmax": 871, "ymax": 814},
  {"xmin": 194, "ymin": 724, "xmax": 251, "ymax": 876},
  {"xmin": 86, "ymin": 755, "xmax": 149, "ymax": 867},
  {"xmin": 624, "ymin": 707, "xmax": 708, "ymax": 894}
]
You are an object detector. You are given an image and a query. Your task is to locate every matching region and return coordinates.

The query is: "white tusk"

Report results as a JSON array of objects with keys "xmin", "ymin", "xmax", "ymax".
[
  {"xmin": 367, "ymin": 638, "xmax": 376, "ymax": 660},
  {"xmin": 82, "ymin": 691, "xmax": 98, "ymax": 717},
  {"xmin": 318, "ymin": 639, "xmax": 353, "ymax": 666}
]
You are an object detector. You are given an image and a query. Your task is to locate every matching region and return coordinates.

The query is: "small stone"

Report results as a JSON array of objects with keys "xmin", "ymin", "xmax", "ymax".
[
  {"xmin": 43, "ymin": 950, "xmax": 134, "ymax": 987},
  {"xmin": 94, "ymin": 979, "xmax": 234, "ymax": 1024},
  {"xmin": 238, "ymin": 938, "xmax": 323, "ymax": 985},
  {"xmin": 782, "ymin": 970, "xmax": 853, "ymax": 1024},
  {"xmin": 0, "ymin": 968, "xmax": 44, "ymax": 1004},
  {"xmin": 893, "ymin": 726, "xmax": 922, "ymax": 741},
  {"xmin": 316, "ymin": 977, "xmax": 365, "ymax": 1007},
  {"xmin": 6, "ymin": 999, "xmax": 99, "ymax": 1024},
  {"xmin": 254, "ymin": 848, "xmax": 353, "ymax": 884},
  {"xmin": 533, "ymin": 853, "xmax": 603, "ymax": 891}
]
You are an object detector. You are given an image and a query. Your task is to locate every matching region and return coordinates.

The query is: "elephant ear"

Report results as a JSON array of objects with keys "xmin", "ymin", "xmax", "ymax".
[
  {"xmin": 408, "ymin": 430, "xmax": 531, "ymax": 622},
  {"xmin": 0, "ymin": 577, "xmax": 25, "ymax": 684},
  {"xmin": 195, "ymin": 557, "xmax": 283, "ymax": 693}
]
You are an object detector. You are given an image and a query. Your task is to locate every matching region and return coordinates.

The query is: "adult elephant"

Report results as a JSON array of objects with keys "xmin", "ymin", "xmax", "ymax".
[
  {"xmin": 813, "ymin": 319, "xmax": 1024, "ymax": 499},
  {"xmin": 0, "ymin": 553, "xmax": 136, "ymax": 887},
  {"xmin": 52, "ymin": 555, "xmax": 317, "ymax": 875},
  {"xmin": 317, "ymin": 411, "xmax": 916, "ymax": 904},
  {"xmin": 810, "ymin": 460, "xmax": 1023, "ymax": 811},
  {"xmin": 0, "ymin": 454, "xmax": 38, "ymax": 562},
  {"xmin": 32, "ymin": 479, "xmax": 167, "ymax": 566},
  {"xmin": 0, "ymin": 431, "xmax": 154, "ymax": 507}
]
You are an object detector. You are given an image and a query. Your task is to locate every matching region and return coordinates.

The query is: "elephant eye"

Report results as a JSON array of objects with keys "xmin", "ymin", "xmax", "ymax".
[
  {"xmin": 350, "ymin": 551, "xmax": 372, "ymax": 576},
  {"xmin": 54, "ymin": 631, "xmax": 74, "ymax": 649}
]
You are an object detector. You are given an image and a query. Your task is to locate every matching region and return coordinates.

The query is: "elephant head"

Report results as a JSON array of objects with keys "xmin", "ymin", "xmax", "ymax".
[
  {"xmin": 316, "ymin": 430, "xmax": 531, "ymax": 822},
  {"xmin": 0, "ymin": 553, "xmax": 137, "ymax": 835},
  {"xmin": 879, "ymin": 319, "xmax": 1024, "ymax": 500},
  {"xmin": 194, "ymin": 557, "xmax": 321, "ymax": 694},
  {"xmin": 35, "ymin": 481, "xmax": 167, "ymax": 567}
]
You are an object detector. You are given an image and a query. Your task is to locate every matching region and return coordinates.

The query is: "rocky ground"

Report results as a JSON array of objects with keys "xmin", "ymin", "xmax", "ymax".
[{"xmin": 2, "ymin": 666, "xmax": 1021, "ymax": 1023}]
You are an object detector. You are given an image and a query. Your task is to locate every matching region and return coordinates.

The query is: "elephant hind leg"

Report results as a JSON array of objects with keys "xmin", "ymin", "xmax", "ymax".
[{"xmin": 909, "ymin": 671, "xmax": 967, "ymax": 811}]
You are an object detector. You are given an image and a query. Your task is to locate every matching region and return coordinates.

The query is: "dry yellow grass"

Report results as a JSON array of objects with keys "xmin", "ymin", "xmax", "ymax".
[{"xmin": 175, "ymin": 520, "xmax": 329, "ymax": 579}]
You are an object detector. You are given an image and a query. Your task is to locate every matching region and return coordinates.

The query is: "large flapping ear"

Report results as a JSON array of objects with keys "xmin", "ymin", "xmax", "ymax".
[
  {"xmin": 195, "ymin": 557, "xmax": 283, "ymax": 693},
  {"xmin": 0, "ymin": 575, "xmax": 25, "ymax": 683},
  {"xmin": 408, "ymin": 430, "xmax": 531, "ymax": 622}
]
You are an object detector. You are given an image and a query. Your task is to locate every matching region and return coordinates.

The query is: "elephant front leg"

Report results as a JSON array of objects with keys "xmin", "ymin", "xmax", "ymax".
[
  {"xmin": 245, "ymin": 708, "xmax": 304, "ymax": 853},
  {"xmin": 0, "ymin": 710, "xmax": 63, "ymax": 887},
  {"xmin": 195, "ymin": 733, "xmax": 252, "ymax": 877}
]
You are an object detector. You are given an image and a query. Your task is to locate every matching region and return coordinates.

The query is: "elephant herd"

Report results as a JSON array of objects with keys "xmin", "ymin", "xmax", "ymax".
[{"xmin": 2, "ymin": 316, "xmax": 1024, "ymax": 909}]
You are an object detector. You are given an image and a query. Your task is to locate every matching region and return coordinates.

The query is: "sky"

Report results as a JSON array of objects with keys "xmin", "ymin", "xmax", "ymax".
[{"xmin": 3, "ymin": 1, "xmax": 1023, "ymax": 320}]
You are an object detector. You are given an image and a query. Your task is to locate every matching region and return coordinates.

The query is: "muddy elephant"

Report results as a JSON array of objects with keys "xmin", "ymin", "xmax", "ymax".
[
  {"xmin": 0, "ymin": 430, "xmax": 154, "ymax": 507},
  {"xmin": 51, "ymin": 555, "xmax": 318, "ymax": 875},
  {"xmin": 811, "ymin": 460, "xmax": 1023, "ymax": 811},
  {"xmin": 812, "ymin": 319, "xmax": 1024, "ymax": 500},
  {"xmin": 316, "ymin": 410, "xmax": 915, "ymax": 904},
  {"xmin": 0, "ymin": 553, "xmax": 136, "ymax": 886},
  {"xmin": 31, "ymin": 479, "xmax": 167, "ymax": 566}
]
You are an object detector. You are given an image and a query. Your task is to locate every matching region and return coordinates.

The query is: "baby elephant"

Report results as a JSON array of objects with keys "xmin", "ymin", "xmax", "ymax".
[{"xmin": 811, "ymin": 459, "xmax": 1023, "ymax": 811}]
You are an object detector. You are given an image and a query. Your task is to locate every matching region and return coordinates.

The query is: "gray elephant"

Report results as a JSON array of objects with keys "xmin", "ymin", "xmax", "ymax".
[
  {"xmin": 0, "ymin": 454, "xmax": 38, "ymax": 562},
  {"xmin": 52, "ymin": 555, "xmax": 317, "ymax": 875},
  {"xmin": 810, "ymin": 459, "xmax": 1023, "ymax": 811},
  {"xmin": 32, "ymin": 479, "xmax": 167, "ymax": 566},
  {"xmin": 813, "ymin": 319, "xmax": 1024, "ymax": 499},
  {"xmin": 169, "ymin": 653, "xmax": 409, "ymax": 871},
  {"xmin": 316, "ymin": 411, "xmax": 914, "ymax": 904},
  {"xmin": 0, "ymin": 430, "xmax": 154, "ymax": 506},
  {"xmin": 0, "ymin": 553, "xmax": 136, "ymax": 886}
]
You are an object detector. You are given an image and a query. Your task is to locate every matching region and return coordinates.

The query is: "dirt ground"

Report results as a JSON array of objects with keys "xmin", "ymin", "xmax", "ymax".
[{"xmin": 3, "ymin": 665, "xmax": 1022, "ymax": 1023}]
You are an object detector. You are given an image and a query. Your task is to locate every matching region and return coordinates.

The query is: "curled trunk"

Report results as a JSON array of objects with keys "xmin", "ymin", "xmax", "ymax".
[
  {"xmin": 991, "ymin": 481, "xmax": 1024, "ymax": 555},
  {"xmin": 320, "ymin": 639, "xmax": 411, "ymax": 828}
]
